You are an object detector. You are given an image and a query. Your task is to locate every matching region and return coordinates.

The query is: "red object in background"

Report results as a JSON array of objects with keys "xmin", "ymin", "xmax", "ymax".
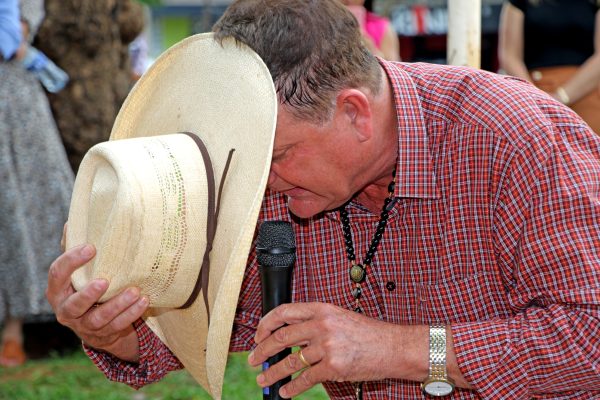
[
  {"xmin": 389, "ymin": 3, "xmax": 501, "ymax": 72},
  {"xmin": 413, "ymin": 5, "xmax": 428, "ymax": 35}
]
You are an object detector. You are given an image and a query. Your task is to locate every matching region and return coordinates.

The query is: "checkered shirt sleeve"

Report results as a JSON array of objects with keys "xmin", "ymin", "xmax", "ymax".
[{"xmin": 84, "ymin": 319, "xmax": 183, "ymax": 389}]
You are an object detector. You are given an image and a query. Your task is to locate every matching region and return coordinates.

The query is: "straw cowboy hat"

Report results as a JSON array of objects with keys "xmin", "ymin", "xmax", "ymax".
[{"xmin": 66, "ymin": 33, "xmax": 277, "ymax": 399}]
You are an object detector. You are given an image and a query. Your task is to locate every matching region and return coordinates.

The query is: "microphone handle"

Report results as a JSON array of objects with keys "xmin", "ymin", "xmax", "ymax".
[{"xmin": 259, "ymin": 265, "xmax": 293, "ymax": 400}]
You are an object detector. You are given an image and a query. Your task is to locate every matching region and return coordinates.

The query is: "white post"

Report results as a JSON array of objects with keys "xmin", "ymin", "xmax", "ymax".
[{"xmin": 447, "ymin": 0, "xmax": 481, "ymax": 68}]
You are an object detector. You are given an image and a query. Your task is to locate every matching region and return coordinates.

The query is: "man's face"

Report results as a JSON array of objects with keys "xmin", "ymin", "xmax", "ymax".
[{"xmin": 268, "ymin": 106, "xmax": 360, "ymax": 219}]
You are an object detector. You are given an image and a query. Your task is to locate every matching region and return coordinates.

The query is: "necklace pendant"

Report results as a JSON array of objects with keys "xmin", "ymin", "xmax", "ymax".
[{"xmin": 350, "ymin": 264, "xmax": 366, "ymax": 283}]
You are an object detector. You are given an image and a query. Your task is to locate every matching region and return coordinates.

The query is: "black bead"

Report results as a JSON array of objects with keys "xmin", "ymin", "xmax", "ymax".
[
  {"xmin": 386, "ymin": 281, "xmax": 396, "ymax": 291},
  {"xmin": 385, "ymin": 198, "xmax": 397, "ymax": 212},
  {"xmin": 339, "ymin": 169, "xmax": 395, "ymax": 308}
]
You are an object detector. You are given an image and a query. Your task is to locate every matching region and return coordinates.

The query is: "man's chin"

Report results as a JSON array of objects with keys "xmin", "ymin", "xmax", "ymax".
[{"xmin": 286, "ymin": 197, "xmax": 326, "ymax": 219}]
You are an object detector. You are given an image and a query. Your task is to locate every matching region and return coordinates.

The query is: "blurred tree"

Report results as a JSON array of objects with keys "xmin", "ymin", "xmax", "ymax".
[{"xmin": 35, "ymin": 0, "xmax": 145, "ymax": 173}]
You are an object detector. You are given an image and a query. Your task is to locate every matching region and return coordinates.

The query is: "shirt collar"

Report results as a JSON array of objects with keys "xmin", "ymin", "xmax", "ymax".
[
  {"xmin": 381, "ymin": 59, "xmax": 440, "ymax": 200},
  {"xmin": 322, "ymin": 60, "xmax": 441, "ymax": 221}
]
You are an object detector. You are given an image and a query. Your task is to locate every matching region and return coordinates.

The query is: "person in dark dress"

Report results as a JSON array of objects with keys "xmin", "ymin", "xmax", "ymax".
[{"xmin": 499, "ymin": 0, "xmax": 600, "ymax": 133}]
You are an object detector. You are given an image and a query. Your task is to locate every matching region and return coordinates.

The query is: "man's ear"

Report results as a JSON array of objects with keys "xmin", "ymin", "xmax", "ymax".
[{"xmin": 336, "ymin": 88, "xmax": 373, "ymax": 142}]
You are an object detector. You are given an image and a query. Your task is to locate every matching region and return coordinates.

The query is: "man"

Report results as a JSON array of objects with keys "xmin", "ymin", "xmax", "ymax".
[{"xmin": 47, "ymin": 0, "xmax": 600, "ymax": 399}]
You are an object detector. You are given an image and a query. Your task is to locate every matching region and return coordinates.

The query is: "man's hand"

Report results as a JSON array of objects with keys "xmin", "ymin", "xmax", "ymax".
[
  {"xmin": 247, "ymin": 302, "xmax": 423, "ymax": 398},
  {"xmin": 47, "ymin": 226, "xmax": 149, "ymax": 362}
]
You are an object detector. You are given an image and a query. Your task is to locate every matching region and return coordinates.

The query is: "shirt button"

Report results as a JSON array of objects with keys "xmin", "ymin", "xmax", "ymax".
[{"xmin": 386, "ymin": 281, "xmax": 396, "ymax": 291}]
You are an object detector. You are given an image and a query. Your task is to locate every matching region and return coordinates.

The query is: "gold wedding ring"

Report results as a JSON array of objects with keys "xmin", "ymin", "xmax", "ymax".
[{"xmin": 297, "ymin": 348, "xmax": 311, "ymax": 368}]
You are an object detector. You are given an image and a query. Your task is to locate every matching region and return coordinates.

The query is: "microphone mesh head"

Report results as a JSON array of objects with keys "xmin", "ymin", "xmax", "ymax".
[{"xmin": 257, "ymin": 221, "xmax": 296, "ymax": 267}]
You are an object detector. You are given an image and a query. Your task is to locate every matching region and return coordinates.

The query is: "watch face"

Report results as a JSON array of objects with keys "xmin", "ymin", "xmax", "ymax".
[{"xmin": 424, "ymin": 380, "xmax": 454, "ymax": 397}]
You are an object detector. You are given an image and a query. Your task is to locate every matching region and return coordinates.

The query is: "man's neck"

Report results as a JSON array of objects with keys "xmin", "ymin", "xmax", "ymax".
[
  {"xmin": 355, "ymin": 70, "xmax": 398, "ymax": 214},
  {"xmin": 355, "ymin": 180, "xmax": 393, "ymax": 213}
]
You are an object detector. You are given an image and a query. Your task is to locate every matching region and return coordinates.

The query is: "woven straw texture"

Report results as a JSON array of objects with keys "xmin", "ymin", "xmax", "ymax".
[{"xmin": 66, "ymin": 33, "xmax": 277, "ymax": 399}]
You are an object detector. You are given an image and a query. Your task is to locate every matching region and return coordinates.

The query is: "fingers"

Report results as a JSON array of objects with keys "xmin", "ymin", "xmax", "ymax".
[
  {"xmin": 250, "ymin": 320, "xmax": 315, "ymax": 367},
  {"xmin": 58, "ymin": 283, "xmax": 149, "ymax": 351},
  {"xmin": 255, "ymin": 303, "xmax": 317, "ymax": 344},
  {"xmin": 257, "ymin": 346, "xmax": 317, "ymax": 384},
  {"xmin": 76, "ymin": 289, "xmax": 149, "ymax": 349},
  {"xmin": 280, "ymin": 364, "xmax": 327, "ymax": 399},
  {"xmin": 46, "ymin": 243, "xmax": 150, "ymax": 355},
  {"xmin": 79, "ymin": 287, "xmax": 145, "ymax": 331},
  {"xmin": 257, "ymin": 348, "xmax": 326, "ymax": 399},
  {"xmin": 102, "ymin": 295, "xmax": 149, "ymax": 333},
  {"xmin": 251, "ymin": 303, "xmax": 395, "ymax": 398},
  {"xmin": 47, "ymin": 244, "xmax": 96, "ymax": 306},
  {"xmin": 58, "ymin": 279, "xmax": 109, "ymax": 320}
]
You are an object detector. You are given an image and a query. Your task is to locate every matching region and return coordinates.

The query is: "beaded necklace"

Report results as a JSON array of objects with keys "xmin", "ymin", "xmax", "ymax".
[{"xmin": 339, "ymin": 168, "xmax": 396, "ymax": 400}]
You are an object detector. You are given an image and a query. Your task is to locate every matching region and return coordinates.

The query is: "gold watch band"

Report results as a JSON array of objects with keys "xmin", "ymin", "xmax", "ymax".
[
  {"xmin": 422, "ymin": 325, "xmax": 455, "ymax": 397},
  {"xmin": 429, "ymin": 325, "xmax": 447, "ymax": 374}
]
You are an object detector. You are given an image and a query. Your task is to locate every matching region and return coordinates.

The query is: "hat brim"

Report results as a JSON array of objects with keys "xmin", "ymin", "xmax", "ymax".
[{"xmin": 109, "ymin": 33, "xmax": 276, "ymax": 398}]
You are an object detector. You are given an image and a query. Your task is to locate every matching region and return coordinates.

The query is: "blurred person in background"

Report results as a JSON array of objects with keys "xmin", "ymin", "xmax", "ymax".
[
  {"xmin": 35, "ymin": 0, "xmax": 145, "ymax": 173},
  {"xmin": 0, "ymin": 0, "xmax": 73, "ymax": 367},
  {"xmin": 498, "ymin": 0, "xmax": 600, "ymax": 133},
  {"xmin": 342, "ymin": 0, "xmax": 400, "ymax": 61},
  {"xmin": 128, "ymin": 3, "xmax": 151, "ymax": 82},
  {"xmin": 129, "ymin": 33, "xmax": 148, "ymax": 82}
]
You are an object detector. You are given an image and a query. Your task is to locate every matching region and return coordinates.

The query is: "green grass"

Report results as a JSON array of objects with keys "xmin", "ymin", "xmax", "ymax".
[{"xmin": 0, "ymin": 350, "xmax": 329, "ymax": 399}]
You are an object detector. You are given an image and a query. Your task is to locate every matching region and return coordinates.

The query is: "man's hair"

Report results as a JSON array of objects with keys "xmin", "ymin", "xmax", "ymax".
[{"xmin": 213, "ymin": 0, "xmax": 382, "ymax": 124}]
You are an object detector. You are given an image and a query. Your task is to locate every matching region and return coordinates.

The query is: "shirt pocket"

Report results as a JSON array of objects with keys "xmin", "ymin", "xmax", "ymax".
[{"xmin": 419, "ymin": 272, "xmax": 513, "ymax": 324}]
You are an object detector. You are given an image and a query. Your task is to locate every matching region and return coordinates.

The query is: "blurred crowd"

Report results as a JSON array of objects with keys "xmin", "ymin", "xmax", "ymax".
[
  {"xmin": 0, "ymin": 0, "xmax": 146, "ymax": 367},
  {"xmin": 0, "ymin": 0, "xmax": 598, "ymax": 368}
]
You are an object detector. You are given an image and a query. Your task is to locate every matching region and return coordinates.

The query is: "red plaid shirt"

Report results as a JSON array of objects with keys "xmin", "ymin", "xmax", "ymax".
[{"xmin": 87, "ymin": 61, "xmax": 600, "ymax": 399}]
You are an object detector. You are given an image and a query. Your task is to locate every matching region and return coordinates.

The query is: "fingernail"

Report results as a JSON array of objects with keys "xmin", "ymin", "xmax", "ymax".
[
  {"xmin": 137, "ymin": 296, "xmax": 149, "ymax": 307},
  {"xmin": 248, "ymin": 351, "xmax": 254, "ymax": 363},
  {"xmin": 93, "ymin": 279, "xmax": 108, "ymax": 291},
  {"xmin": 256, "ymin": 373, "xmax": 265, "ymax": 385},
  {"xmin": 125, "ymin": 287, "xmax": 140, "ymax": 301},
  {"xmin": 80, "ymin": 245, "xmax": 93, "ymax": 258}
]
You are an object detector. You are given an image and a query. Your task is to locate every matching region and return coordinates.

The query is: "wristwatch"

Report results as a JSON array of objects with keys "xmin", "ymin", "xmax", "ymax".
[{"xmin": 421, "ymin": 325, "xmax": 455, "ymax": 397}]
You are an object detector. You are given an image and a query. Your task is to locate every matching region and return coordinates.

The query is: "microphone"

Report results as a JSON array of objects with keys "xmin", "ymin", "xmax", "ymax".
[{"xmin": 257, "ymin": 220, "xmax": 296, "ymax": 400}]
